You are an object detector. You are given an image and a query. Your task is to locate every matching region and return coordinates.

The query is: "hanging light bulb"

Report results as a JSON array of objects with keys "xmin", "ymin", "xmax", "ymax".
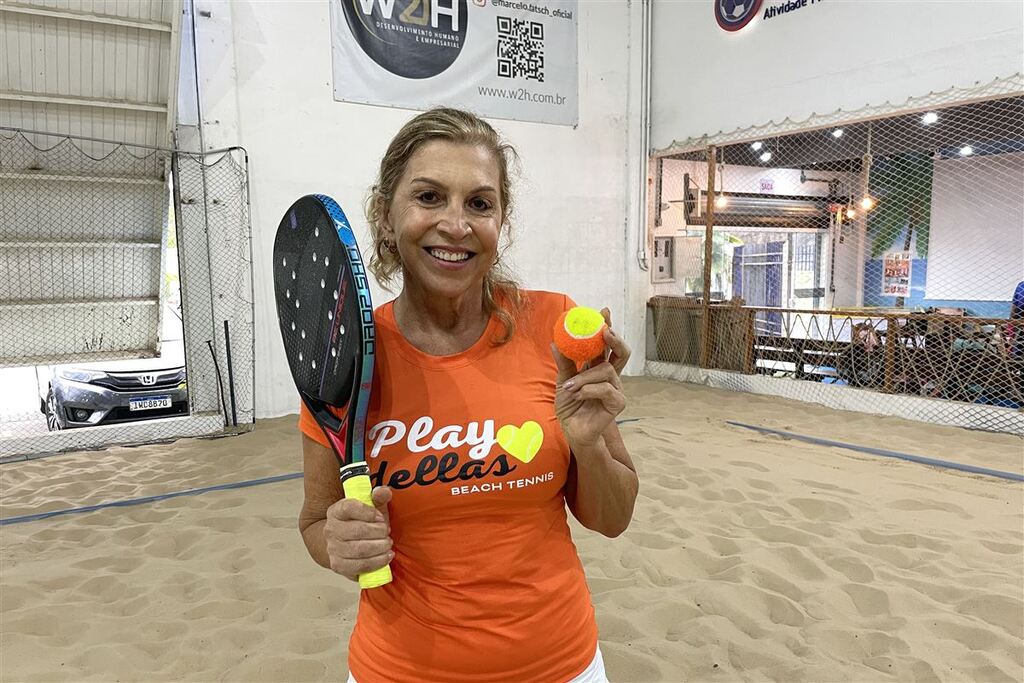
[
  {"xmin": 751, "ymin": 141, "xmax": 763, "ymax": 151},
  {"xmin": 759, "ymin": 151, "xmax": 772, "ymax": 163},
  {"xmin": 860, "ymin": 196, "xmax": 876, "ymax": 210},
  {"xmin": 846, "ymin": 207, "xmax": 857, "ymax": 219},
  {"xmin": 714, "ymin": 194, "xmax": 728, "ymax": 209}
]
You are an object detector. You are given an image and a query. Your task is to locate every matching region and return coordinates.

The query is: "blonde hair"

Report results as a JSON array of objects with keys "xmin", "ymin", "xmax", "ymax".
[{"xmin": 366, "ymin": 108, "xmax": 523, "ymax": 343}]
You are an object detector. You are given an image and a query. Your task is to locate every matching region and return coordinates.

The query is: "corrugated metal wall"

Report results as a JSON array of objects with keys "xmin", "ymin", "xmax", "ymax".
[
  {"xmin": 0, "ymin": 0, "xmax": 182, "ymax": 365},
  {"xmin": 0, "ymin": 0, "xmax": 178, "ymax": 145}
]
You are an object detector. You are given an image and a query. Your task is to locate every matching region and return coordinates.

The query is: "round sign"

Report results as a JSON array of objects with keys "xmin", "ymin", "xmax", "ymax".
[
  {"xmin": 341, "ymin": 0, "xmax": 470, "ymax": 80},
  {"xmin": 715, "ymin": 0, "xmax": 763, "ymax": 32}
]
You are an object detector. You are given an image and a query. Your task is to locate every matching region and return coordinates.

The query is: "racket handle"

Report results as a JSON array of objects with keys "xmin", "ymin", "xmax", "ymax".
[{"xmin": 339, "ymin": 463, "xmax": 393, "ymax": 589}]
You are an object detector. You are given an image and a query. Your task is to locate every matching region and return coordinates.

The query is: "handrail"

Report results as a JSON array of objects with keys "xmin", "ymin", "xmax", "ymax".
[
  {"xmin": 724, "ymin": 306, "xmax": 1012, "ymax": 326},
  {"xmin": 647, "ymin": 298, "xmax": 1014, "ymax": 326},
  {"xmin": 650, "ymin": 298, "xmax": 1022, "ymax": 405}
]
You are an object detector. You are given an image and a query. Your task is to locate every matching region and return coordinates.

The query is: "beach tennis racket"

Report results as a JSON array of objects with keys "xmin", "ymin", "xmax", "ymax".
[{"xmin": 273, "ymin": 194, "xmax": 392, "ymax": 589}]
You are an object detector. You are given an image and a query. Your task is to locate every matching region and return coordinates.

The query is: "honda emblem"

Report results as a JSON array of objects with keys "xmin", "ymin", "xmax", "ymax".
[{"xmin": 140, "ymin": 373, "xmax": 157, "ymax": 386}]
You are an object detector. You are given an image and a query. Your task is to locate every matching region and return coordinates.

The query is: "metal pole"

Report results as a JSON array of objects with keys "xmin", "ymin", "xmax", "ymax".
[
  {"xmin": 700, "ymin": 146, "xmax": 717, "ymax": 368},
  {"xmin": 223, "ymin": 319, "xmax": 238, "ymax": 427},
  {"xmin": 241, "ymin": 149, "xmax": 255, "ymax": 425},
  {"xmin": 206, "ymin": 339, "xmax": 228, "ymax": 422},
  {"xmin": 854, "ymin": 123, "xmax": 872, "ymax": 307}
]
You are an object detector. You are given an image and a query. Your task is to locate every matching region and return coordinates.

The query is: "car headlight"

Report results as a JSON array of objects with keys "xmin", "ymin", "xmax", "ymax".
[{"xmin": 57, "ymin": 368, "xmax": 107, "ymax": 383}]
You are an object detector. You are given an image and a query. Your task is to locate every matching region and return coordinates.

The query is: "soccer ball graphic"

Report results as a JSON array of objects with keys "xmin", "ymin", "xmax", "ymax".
[
  {"xmin": 719, "ymin": 0, "xmax": 751, "ymax": 20},
  {"xmin": 716, "ymin": 0, "xmax": 761, "ymax": 30}
]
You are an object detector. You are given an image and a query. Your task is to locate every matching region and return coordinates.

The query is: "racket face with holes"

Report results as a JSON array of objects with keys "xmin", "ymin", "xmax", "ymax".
[{"xmin": 273, "ymin": 195, "xmax": 374, "ymax": 465}]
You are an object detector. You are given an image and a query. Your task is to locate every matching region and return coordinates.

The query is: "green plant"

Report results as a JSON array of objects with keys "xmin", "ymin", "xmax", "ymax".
[
  {"xmin": 683, "ymin": 231, "xmax": 744, "ymax": 298},
  {"xmin": 868, "ymin": 152, "xmax": 933, "ymax": 259}
]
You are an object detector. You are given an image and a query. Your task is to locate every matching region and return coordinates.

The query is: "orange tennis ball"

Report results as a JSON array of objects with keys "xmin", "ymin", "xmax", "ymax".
[{"xmin": 554, "ymin": 306, "xmax": 606, "ymax": 362}]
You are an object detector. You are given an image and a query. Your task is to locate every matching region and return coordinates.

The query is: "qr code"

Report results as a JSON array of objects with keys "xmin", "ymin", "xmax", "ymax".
[{"xmin": 496, "ymin": 16, "xmax": 544, "ymax": 82}]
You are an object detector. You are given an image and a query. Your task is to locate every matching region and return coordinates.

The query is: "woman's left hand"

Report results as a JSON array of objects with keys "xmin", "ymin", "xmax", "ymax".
[{"xmin": 550, "ymin": 308, "xmax": 632, "ymax": 450}]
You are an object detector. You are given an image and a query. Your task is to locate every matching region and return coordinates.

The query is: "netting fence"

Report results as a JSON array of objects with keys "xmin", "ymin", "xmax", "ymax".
[
  {"xmin": 647, "ymin": 81, "xmax": 1024, "ymax": 434},
  {"xmin": 0, "ymin": 129, "xmax": 254, "ymax": 459}
]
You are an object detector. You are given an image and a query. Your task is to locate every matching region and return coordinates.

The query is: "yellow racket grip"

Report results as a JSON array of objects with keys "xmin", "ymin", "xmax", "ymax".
[{"xmin": 339, "ymin": 463, "xmax": 393, "ymax": 589}]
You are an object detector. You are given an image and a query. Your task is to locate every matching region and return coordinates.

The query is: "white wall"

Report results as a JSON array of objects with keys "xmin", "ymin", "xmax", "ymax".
[
  {"xmin": 650, "ymin": 0, "xmax": 1024, "ymax": 150},
  {"xmin": 191, "ymin": 0, "xmax": 643, "ymax": 418},
  {"xmin": 926, "ymin": 152, "xmax": 1024, "ymax": 302}
]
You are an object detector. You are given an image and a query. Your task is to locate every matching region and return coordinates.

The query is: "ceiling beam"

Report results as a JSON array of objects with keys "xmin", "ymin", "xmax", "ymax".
[
  {"xmin": 165, "ymin": 0, "xmax": 184, "ymax": 149},
  {"xmin": 0, "ymin": 171, "xmax": 165, "ymax": 185},
  {"xmin": 0, "ymin": 91, "xmax": 167, "ymax": 113},
  {"xmin": 0, "ymin": 3, "xmax": 172, "ymax": 32}
]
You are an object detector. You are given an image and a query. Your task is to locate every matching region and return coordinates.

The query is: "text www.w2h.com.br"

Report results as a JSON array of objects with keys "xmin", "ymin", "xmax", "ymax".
[{"xmin": 477, "ymin": 85, "xmax": 567, "ymax": 105}]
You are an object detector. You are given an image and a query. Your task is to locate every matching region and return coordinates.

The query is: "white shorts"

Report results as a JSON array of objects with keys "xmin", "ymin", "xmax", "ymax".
[
  {"xmin": 567, "ymin": 644, "xmax": 609, "ymax": 683},
  {"xmin": 346, "ymin": 644, "xmax": 608, "ymax": 683}
]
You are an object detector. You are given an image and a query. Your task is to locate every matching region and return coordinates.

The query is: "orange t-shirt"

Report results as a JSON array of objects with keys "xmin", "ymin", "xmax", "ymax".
[{"xmin": 298, "ymin": 290, "xmax": 597, "ymax": 683}]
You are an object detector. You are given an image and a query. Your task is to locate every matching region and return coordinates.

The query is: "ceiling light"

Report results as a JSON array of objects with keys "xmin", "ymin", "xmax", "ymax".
[
  {"xmin": 921, "ymin": 112, "xmax": 939, "ymax": 125},
  {"xmin": 751, "ymin": 141, "xmax": 763, "ymax": 151},
  {"xmin": 959, "ymin": 145, "xmax": 973, "ymax": 156},
  {"xmin": 832, "ymin": 128, "xmax": 844, "ymax": 138},
  {"xmin": 759, "ymin": 151, "xmax": 772, "ymax": 163},
  {"xmin": 846, "ymin": 207, "xmax": 857, "ymax": 219},
  {"xmin": 714, "ymin": 195, "xmax": 728, "ymax": 209},
  {"xmin": 860, "ymin": 196, "xmax": 876, "ymax": 210}
]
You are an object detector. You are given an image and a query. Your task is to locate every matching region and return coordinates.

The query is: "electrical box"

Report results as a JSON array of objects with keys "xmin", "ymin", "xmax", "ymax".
[{"xmin": 652, "ymin": 236, "xmax": 674, "ymax": 283}]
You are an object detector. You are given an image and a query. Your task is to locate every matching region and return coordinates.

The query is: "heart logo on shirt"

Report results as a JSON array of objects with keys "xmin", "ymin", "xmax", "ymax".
[{"xmin": 496, "ymin": 421, "xmax": 544, "ymax": 463}]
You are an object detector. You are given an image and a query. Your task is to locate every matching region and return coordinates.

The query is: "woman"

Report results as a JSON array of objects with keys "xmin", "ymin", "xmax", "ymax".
[{"xmin": 297, "ymin": 108, "xmax": 639, "ymax": 683}]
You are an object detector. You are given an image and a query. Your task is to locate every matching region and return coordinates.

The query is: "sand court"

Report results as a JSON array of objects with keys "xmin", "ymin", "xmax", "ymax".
[
  {"xmin": 3, "ymin": 378, "xmax": 1021, "ymax": 682},
  {"xmin": 1, "ymin": 1, "xmax": 1022, "ymax": 681}
]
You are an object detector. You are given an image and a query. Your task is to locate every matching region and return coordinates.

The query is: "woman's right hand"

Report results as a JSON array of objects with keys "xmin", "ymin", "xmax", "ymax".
[{"xmin": 323, "ymin": 485, "xmax": 394, "ymax": 582}]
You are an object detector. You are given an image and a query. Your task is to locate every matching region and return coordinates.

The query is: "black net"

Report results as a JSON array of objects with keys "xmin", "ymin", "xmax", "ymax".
[
  {"xmin": 0, "ymin": 129, "xmax": 254, "ymax": 459},
  {"xmin": 647, "ymin": 86, "xmax": 1024, "ymax": 434}
]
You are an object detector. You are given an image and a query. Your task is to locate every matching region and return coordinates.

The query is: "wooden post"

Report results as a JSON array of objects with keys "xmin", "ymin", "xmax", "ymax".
[
  {"xmin": 883, "ymin": 315, "xmax": 896, "ymax": 394},
  {"xmin": 744, "ymin": 307, "xmax": 756, "ymax": 374},
  {"xmin": 699, "ymin": 146, "xmax": 716, "ymax": 368}
]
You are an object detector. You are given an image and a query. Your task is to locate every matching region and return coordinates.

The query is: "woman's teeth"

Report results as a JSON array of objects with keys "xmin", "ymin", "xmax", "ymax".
[{"xmin": 428, "ymin": 248, "xmax": 471, "ymax": 262}]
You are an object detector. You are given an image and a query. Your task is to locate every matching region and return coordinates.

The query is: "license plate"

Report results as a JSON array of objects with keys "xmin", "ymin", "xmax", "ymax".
[{"xmin": 130, "ymin": 396, "xmax": 172, "ymax": 411}]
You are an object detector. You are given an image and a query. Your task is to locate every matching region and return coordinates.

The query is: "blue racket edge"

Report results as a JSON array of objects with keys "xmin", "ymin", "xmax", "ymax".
[
  {"xmin": 307, "ymin": 196, "xmax": 392, "ymax": 589},
  {"xmin": 312, "ymin": 194, "xmax": 375, "ymax": 465}
]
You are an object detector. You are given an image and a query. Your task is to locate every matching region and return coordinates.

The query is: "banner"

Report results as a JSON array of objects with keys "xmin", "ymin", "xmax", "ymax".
[
  {"xmin": 330, "ymin": 0, "xmax": 578, "ymax": 126},
  {"xmin": 881, "ymin": 251, "xmax": 912, "ymax": 298}
]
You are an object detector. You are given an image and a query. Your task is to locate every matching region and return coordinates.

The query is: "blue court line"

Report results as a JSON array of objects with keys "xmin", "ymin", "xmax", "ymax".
[
  {"xmin": 727, "ymin": 421, "xmax": 1024, "ymax": 483},
  {"xmin": 0, "ymin": 472, "xmax": 304, "ymax": 526},
  {"xmin": 1, "ymin": 418, "xmax": 645, "ymax": 527}
]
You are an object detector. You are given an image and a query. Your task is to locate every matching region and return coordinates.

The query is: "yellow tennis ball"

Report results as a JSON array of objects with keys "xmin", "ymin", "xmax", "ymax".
[{"xmin": 554, "ymin": 306, "xmax": 606, "ymax": 362}]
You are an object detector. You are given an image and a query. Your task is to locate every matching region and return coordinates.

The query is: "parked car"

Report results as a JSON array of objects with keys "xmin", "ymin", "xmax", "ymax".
[{"xmin": 41, "ymin": 360, "xmax": 188, "ymax": 431}]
